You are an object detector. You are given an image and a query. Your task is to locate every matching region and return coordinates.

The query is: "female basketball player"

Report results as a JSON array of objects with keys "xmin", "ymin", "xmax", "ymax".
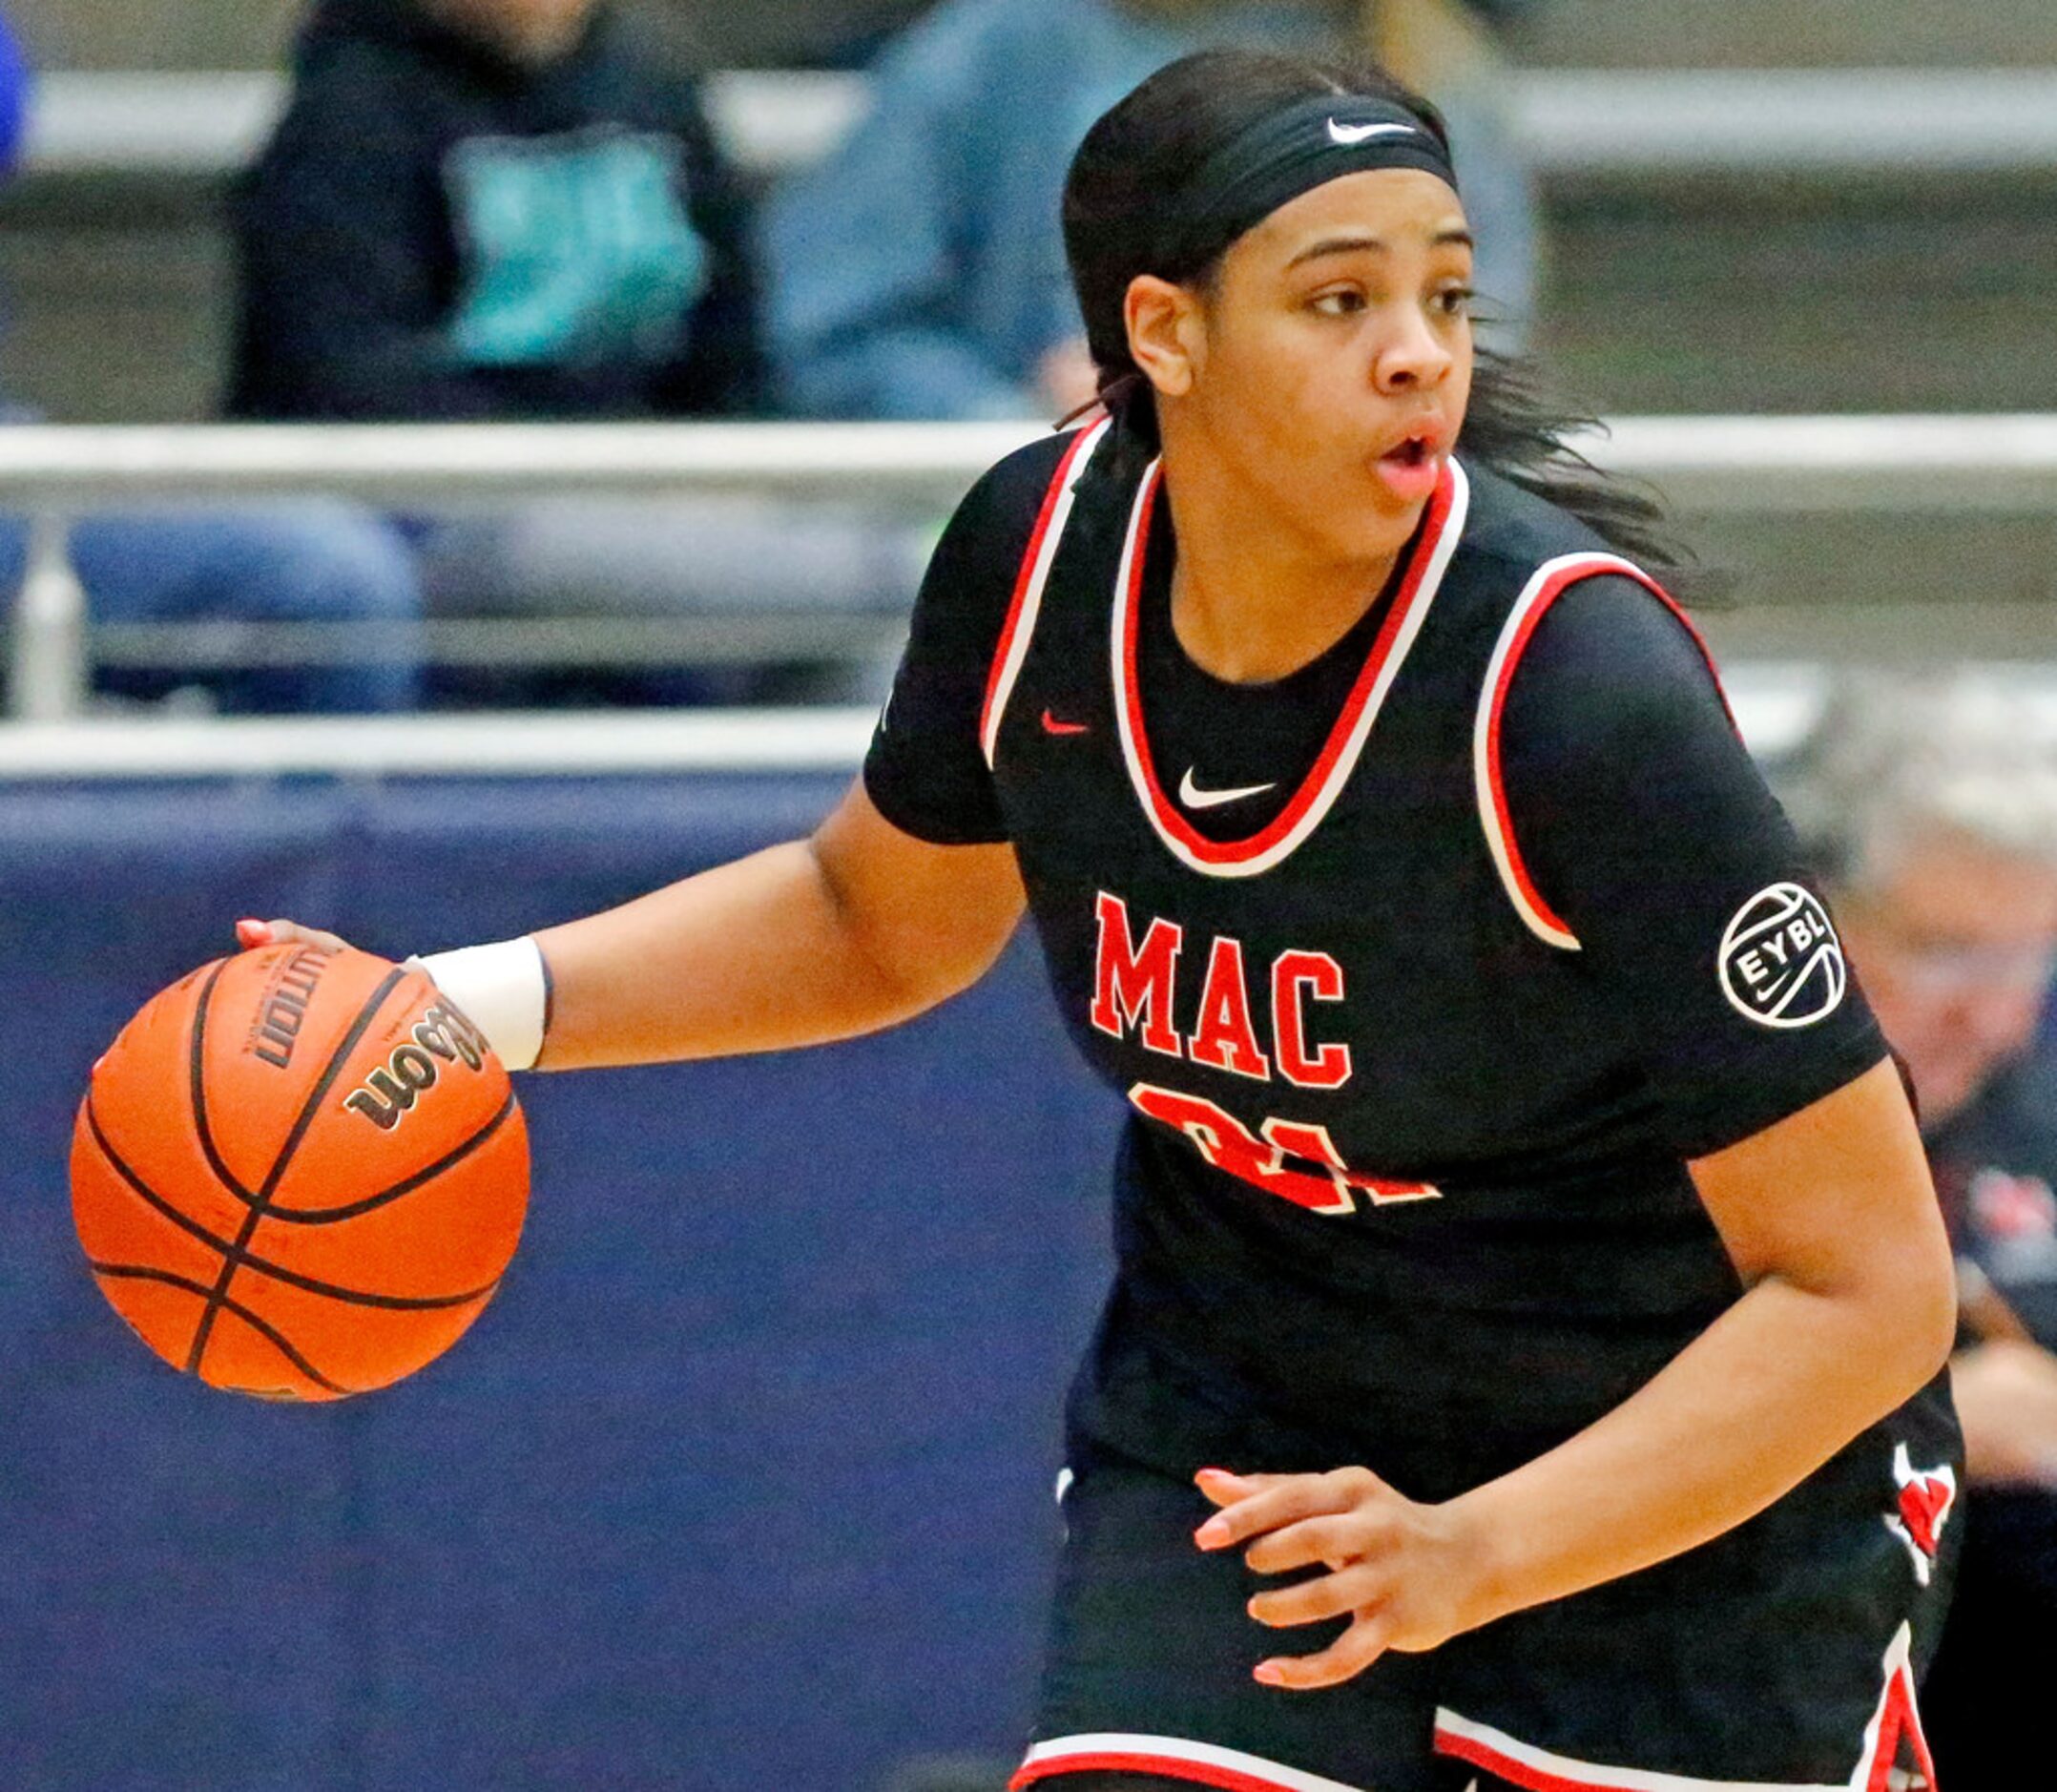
[{"xmin": 245, "ymin": 52, "xmax": 1962, "ymax": 1792}]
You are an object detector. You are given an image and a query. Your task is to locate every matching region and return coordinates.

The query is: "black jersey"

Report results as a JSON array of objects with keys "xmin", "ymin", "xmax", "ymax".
[{"xmin": 866, "ymin": 421, "xmax": 1960, "ymax": 1790}]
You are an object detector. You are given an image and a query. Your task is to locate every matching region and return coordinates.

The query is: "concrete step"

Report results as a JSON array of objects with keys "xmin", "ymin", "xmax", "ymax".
[
  {"xmin": 1518, "ymin": 0, "xmax": 2057, "ymax": 69},
  {"xmin": 1540, "ymin": 170, "xmax": 2057, "ymax": 414}
]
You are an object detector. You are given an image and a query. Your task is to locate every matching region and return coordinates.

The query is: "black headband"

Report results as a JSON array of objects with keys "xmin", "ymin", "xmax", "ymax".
[{"xmin": 1157, "ymin": 94, "xmax": 1460, "ymax": 272}]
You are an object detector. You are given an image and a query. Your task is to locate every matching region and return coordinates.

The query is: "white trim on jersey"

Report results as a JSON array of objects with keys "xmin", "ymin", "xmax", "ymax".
[
  {"xmin": 1471, "ymin": 551, "xmax": 1725, "ymax": 953},
  {"xmin": 1472, "ymin": 552, "xmax": 1635, "ymax": 950},
  {"xmin": 1844, "ymin": 1623, "xmax": 1934, "ymax": 1792},
  {"xmin": 1111, "ymin": 456, "xmax": 1470, "ymax": 880},
  {"xmin": 979, "ymin": 417, "xmax": 1113, "ymax": 771},
  {"xmin": 1012, "ymin": 1732, "xmax": 1370, "ymax": 1792},
  {"xmin": 1434, "ymin": 1623, "xmax": 1934, "ymax": 1792},
  {"xmin": 1434, "ymin": 1709, "xmax": 1843, "ymax": 1792}
]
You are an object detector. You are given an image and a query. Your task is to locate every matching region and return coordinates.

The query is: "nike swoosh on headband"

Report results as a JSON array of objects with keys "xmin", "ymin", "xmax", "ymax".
[
  {"xmin": 1178, "ymin": 767, "xmax": 1278, "ymax": 810},
  {"xmin": 1326, "ymin": 118, "xmax": 1416, "ymax": 147}
]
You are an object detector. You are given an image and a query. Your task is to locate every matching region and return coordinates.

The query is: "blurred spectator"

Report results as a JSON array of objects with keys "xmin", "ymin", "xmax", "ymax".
[
  {"xmin": 1365, "ymin": 0, "xmax": 1539, "ymax": 331},
  {"xmin": 0, "ymin": 5, "xmax": 423, "ymax": 715},
  {"xmin": 230, "ymin": 0, "xmax": 919, "ymax": 702},
  {"xmin": 1786, "ymin": 674, "xmax": 2057, "ymax": 1784},
  {"xmin": 763, "ymin": 0, "xmax": 1542, "ymax": 421},
  {"xmin": 229, "ymin": 0, "xmax": 760, "ymax": 422},
  {"xmin": 0, "ymin": 509, "xmax": 424, "ymax": 715}
]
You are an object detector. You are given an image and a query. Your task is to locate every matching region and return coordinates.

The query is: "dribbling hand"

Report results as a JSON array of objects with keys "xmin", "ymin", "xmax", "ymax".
[
  {"xmin": 238, "ymin": 922, "xmax": 545, "ymax": 1071},
  {"xmin": 1194, "ymin": 1465, "xmax": 1490, "ymax": 1689},
  {"xmin": 236, "ymin": 917, "xmax": 351, "ymax": 954}
]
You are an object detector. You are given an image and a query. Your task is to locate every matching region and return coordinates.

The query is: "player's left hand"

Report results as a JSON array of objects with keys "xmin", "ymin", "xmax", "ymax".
[{"xmin": 1193, "ymin": 1465, "xmax": 1487, "ymax": 1689}]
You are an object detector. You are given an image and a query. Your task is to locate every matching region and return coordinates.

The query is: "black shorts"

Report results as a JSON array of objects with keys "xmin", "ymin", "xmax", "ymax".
[{"xmin": 1011, "ymin": 1434, "xmax": 1956, "ymax": 1792}]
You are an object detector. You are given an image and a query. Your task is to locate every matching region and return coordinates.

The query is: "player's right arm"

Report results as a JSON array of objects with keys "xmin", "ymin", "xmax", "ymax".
[
  {"xmin": 517, "ymin": 434, "xmax": 1081, "ymax": 1067},
  {"xmin": 244, "ymin": 433, "xmax": 1075, "ymax": 1072},
  {"xmin": 520, "ymin": 786, "xmax": 1023, "ymax": 1069},
  {"xmin": 244, "ymin": 791, "xmax": 1021, "ymax": 1068}
]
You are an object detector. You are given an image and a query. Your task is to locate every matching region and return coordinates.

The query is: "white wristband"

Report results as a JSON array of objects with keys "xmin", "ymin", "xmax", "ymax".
[{"xmin": 406, "ymin": 937, "xmax": 550, "ymax": 1073}]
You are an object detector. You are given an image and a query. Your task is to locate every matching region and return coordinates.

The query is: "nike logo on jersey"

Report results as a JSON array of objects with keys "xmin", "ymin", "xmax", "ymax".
[
  {"xmin": 1327, "ymin": 118, "xmax": 1414, "ymax": 147},
  {"xmin": 1042, "ymin": 709, "xmax": 1091, "ymax": 737},
  {"xmin": 1178, "ymin": 767, "xmax": 1278, "ymax": 809}
]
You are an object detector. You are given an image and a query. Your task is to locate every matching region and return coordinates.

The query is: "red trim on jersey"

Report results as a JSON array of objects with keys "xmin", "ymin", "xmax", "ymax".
[
  {"xmin": 1480, "ymin": 559, "xmax": 1732, "ymax": 947},
  {"xmin": 1117, "ymin": 460, "xmax": 1458, "ymax": 869},
  {"xmin": 1010, "ymin": 1750, "xmax": 1309, "ymax": 1792},
  {"xmin": 1435, "ymin": 1729, "xmax": 1635, "ymax": 1792},
  {"xmin": 1860, "ymin": 1659, "xmax": 1938, "ymax": 1792},
  {"xmin": 1434, "ymin": 1723, "xmax": 1843, "ymax": 1792},
  {"xmin": 1014, "ymin": 1734, "xmax": 1369, "ymax": 1792},
  {"xmin": 1433, "ymin": 1622, "xmax": 1938, "ymax": 1792},
  {"xmin": 978, "ymin": 423, "xmax": 1106, "ymax": 762}
]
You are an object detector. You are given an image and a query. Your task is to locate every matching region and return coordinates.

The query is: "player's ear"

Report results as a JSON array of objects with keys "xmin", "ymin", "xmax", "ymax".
[{"xmin": 1125, "ymin": 274, "xmax": 1202, "ymax": 401}]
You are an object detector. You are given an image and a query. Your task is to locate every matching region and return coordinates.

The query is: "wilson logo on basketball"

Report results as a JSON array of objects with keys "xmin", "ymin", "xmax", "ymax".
[
  {"xmin": 249, "ymin": 947, "xmax": 333, "ymax": 1070},
  {"xmin": 344, "ymin": 1003, "xmax": 490, "ymax": 1131},
  {"xmin": 1717, "ymin": 882, "xmax": 1846, "ymax": 1030}
]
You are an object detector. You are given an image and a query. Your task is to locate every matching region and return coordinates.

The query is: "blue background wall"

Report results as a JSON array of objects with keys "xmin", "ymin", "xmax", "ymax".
[{"xmin": 0, "ymin": 771, "xmax": 1122, "ymax": 1792}]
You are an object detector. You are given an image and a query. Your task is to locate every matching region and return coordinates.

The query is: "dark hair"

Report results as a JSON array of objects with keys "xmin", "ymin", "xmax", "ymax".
[{"xmin": 1061, "ymin": 49, "xmax": 1698, "ymax": 585}]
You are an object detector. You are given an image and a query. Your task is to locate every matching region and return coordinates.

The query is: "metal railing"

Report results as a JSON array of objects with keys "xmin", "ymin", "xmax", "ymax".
[
  {"xmin": 25, "ymin": 69, "xmax": 2057, "ymax": 180},
  {"xmin": 4, "ymin": 667, "xmax": 2050, "ymax": 783},
  {"xmin": 8, "ymin": 414, "xmax": 2056, "ymax": 511},
  {"xmin": 0, "ymin": 706, "xmax": 884, "ymax": 780},
  {"xmin": 6, "ymin": 413, "xmax": 2057, "ymax": 720}
]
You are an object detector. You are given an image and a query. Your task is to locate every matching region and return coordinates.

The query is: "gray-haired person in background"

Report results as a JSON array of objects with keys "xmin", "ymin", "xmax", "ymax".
[{"xmin": 1783, "ymin": 673, "xmax": 2057, "ymax": 1786}]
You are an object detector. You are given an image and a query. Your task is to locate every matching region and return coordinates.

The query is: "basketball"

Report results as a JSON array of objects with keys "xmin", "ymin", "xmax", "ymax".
[{"xmin": 70, "ymin": 944, "xmax": 529, "ymax": 1402}]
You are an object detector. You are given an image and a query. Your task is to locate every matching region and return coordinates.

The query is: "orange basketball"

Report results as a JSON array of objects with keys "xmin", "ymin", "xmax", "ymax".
[{"xmin": 70, "ymin": 944, "xmax": 529, "ymax": 1401}]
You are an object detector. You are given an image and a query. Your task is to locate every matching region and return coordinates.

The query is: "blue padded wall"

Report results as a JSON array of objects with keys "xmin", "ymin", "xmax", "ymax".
[{"xmin": 0, "ymin": 771, "xmax": 1121, "ymax": 1792}]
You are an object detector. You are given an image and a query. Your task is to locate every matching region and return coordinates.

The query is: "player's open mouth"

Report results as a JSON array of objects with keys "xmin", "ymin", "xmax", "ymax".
[{"xmin": 1373, "ymin": 432, "xmax": 1443, "ymax": 499}]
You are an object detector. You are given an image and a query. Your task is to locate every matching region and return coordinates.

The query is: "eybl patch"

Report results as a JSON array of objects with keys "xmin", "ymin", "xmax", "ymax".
[{"xmin": 1717, "ymin": 882, "xmax": 1846, "ymax": 1030}]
